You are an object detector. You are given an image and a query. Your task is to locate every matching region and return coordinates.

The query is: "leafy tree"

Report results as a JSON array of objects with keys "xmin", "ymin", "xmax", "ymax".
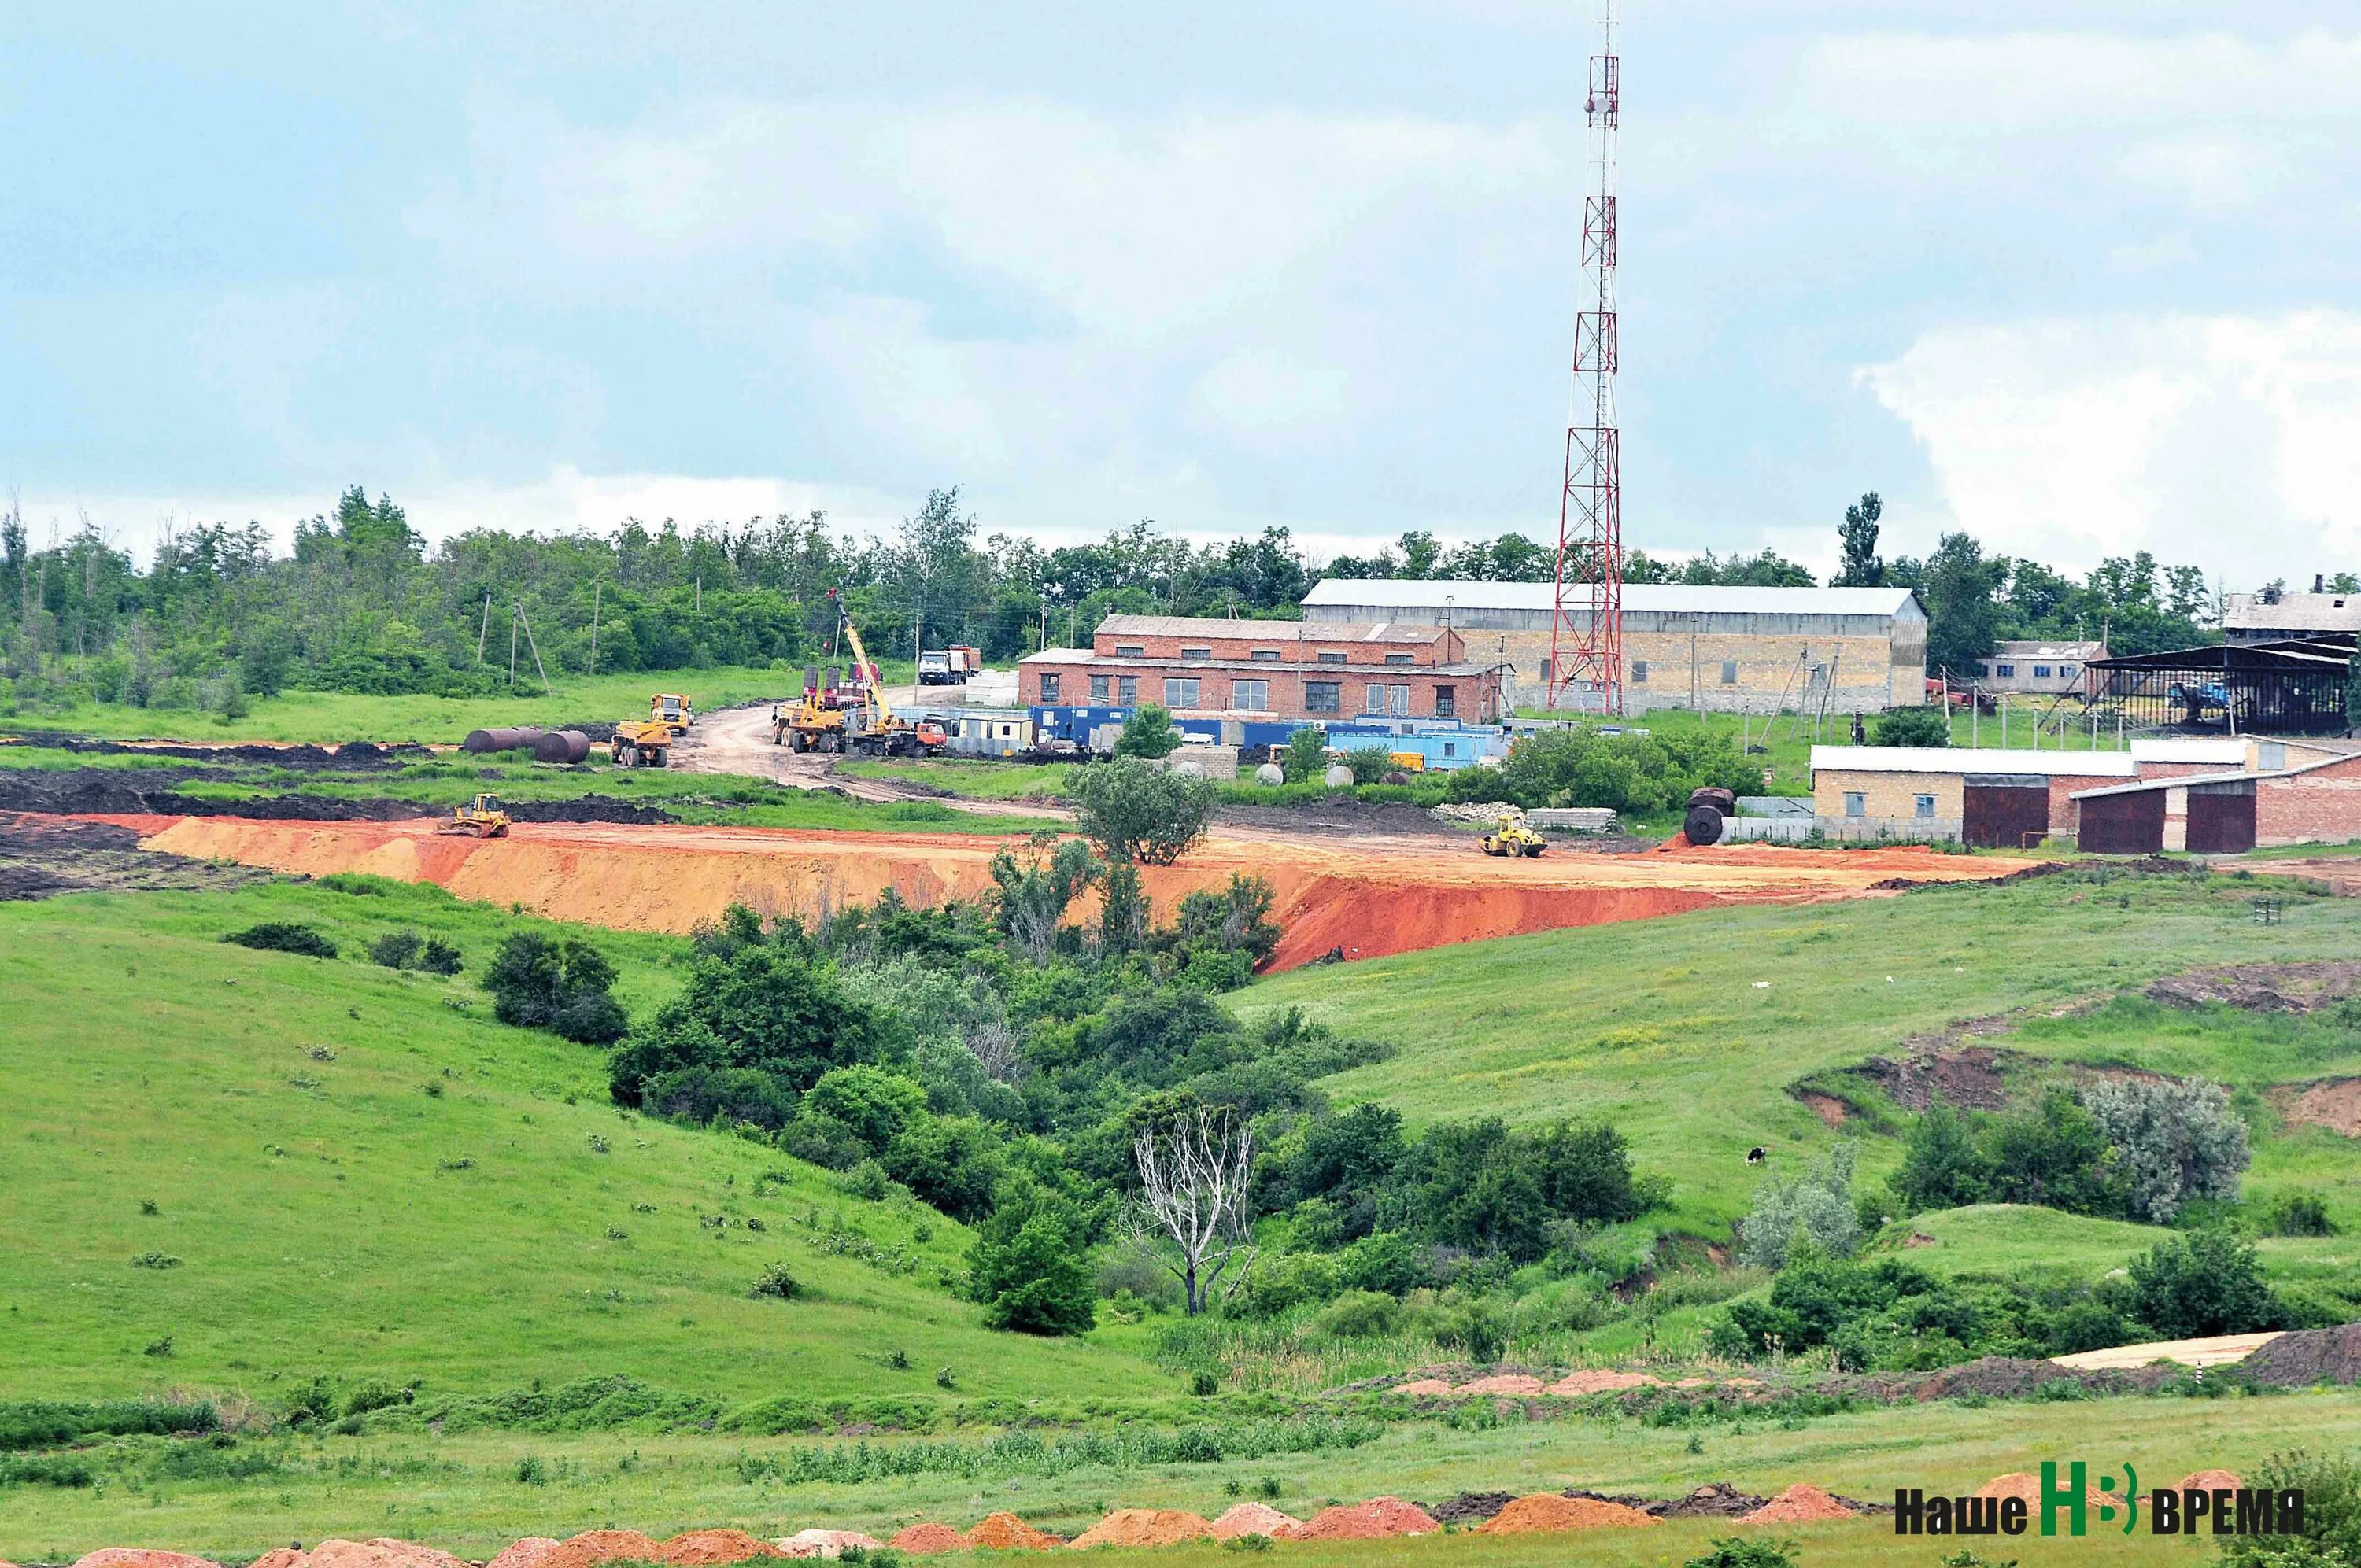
[
  {"xmin": 1172, "ymin": 874, "xmax": 1281, "ymax": 966},
  {"xmin": 1834, "ymin": 492, "xmax": 1884, "ymax": 587},
  {"xmin": 968, "ymin": 1179, "xmax": 1096, "ymax": 1335},
  {"xmin": 1066, "ymin": 756, "xmax": 1217, "ymax": 865},
  {"xmin": 804, "ymin": 1066, "xmax": 929, "ymax": 1154},
  {"xmin": 1982, "ymin": 1088, "xmax": 2124, "ymax": 1216},
  {"xmin": 990, "ymin": 837, "xmax": 1102, "ymax": 963},
  {"xmin": 221, "ymin": 922, "xmax": 336, "ymax": 958},
  {"xmin": 1280, "ymin": 726, "xmax": 1329, "ymax": 783},
  {"xmin": 1525, "ymin": 1119, "xmax": 1648, "ymax": 1223},
  {"xmin": 1890, "ymin": 1105, "xmax": 1993, "ymax": 1214},
  {"xmin": 1737, "ymin": 1145, "xmax": 1861, "ymax": 1271},
  {"xmin": 1115, "ymin": 703, "xmax": 1180, "ymax": 759},
  {"xmin": 2128, "ymin": 1231, "xmax": 2281, "ymax": 1339},
  {"xmin": 1444, "ymin": 723, "xmax": 1761, "ymax": 814},
  {"xmin": 486, "ymin": 933, "xmax": 623, "ymax": 1041},
  {"xmin": 641, "ymin": 1065, "xmax": 799, "ymax": 1129},
  {"xmin": 369, "ymin": 931, "xmax": 424, "ymax": 970},
  {"xmin": 608, "ymin": 944, "xmax": 880, "ymax": 1105},
  {"xmin": 2080, "ymin": 1077, "xmax": 2249, "ymax": 1223},
  {"xmin": 1398, "ymin": 1119, "xmax": 1550, "ymax": 1260},
  {"xmin": 885, "ymin": 1115, "xmax": 1005, "ymax": 1223},
  {"xmin": 1871, "ymin": 706, "xmax": 1950, "ymax": 747},
  {"xmin": 1894, "ymin": 533, "xmax": 2007, "ymax": 680},
  {"xmin": 2218, "ymin": 1449, "xmax": 2361, "ymax": 1568}
]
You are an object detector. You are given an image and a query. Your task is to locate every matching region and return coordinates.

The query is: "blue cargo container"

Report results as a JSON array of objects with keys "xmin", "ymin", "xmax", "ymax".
[{"xmin": 1321, "ymin": 721, "xmax": 1506, "ymax": 771}]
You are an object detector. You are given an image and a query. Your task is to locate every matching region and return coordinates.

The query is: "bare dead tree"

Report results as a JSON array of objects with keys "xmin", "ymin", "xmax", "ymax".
[
  {"xmin": 1133, "ymin": 1108, "xmax": 1256, "ymax": 1315},
  {"xmin": 963, "ymin": 1016, "xmax": 1025, "ymax": 1083}
]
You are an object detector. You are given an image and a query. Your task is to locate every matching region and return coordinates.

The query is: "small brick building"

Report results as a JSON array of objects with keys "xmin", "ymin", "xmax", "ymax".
[{"xmin": 1017, "ymin": 614, "xmax": 1504, "ymax": 725}]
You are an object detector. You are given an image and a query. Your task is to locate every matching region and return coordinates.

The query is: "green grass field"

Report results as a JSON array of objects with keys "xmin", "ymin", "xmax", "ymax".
[
  {"xmin": 6, "ymin": 1379, "xmax": 2352, "ymax": 1562},
  {"xmin": 837, "ymin": 756, "xmax": 1071, "ymax": 802},
  {"xmin": 0, "ymin": 879, "xmax": 1166, "ymax": 1414},
  {"xmin": 1236, "ymin": 865, "xmax": 2361, "ymax": 1244},
  {"xmin": 2, "ymin": 665, "xmax": 920, "ymax": 747}
]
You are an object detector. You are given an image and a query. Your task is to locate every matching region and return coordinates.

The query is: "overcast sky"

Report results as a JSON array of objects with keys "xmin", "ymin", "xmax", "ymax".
[{"xmin": 5, "ymin": 3, "xmax": 2357, "ymax": 585}]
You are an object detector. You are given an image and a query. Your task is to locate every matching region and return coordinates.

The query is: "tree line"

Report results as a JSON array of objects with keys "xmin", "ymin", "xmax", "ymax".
[{"xmin": 2, "ymin": 481, "xmax": 2232, "ymax": 711}]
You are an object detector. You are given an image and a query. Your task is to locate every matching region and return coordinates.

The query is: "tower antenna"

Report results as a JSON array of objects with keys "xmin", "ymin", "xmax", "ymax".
[{"xmin": 1546, "ymin": 0, "xmax": 1624, "ymax": 714}]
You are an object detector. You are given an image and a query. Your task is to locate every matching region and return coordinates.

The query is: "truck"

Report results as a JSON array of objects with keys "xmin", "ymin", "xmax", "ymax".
[
  {"xmin": 775, "ymin": 594, "xmax": 947, "ymax": 757},
  {"xmin": 917, "ymin": 645, "xmax": 983, "ymax": 684}
]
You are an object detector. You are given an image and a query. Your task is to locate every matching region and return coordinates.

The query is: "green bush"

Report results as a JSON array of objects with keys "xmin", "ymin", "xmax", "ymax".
[
  {"xmin": 751, "ymin": 1262, "xmax": 803, "ymax": 1301},
  {"xmin": 2261, "ymin": 1190, "xmax": 2338, "ymax": 1238},
  {"xmin": 2080, "ymin": 1076, "xmax": 2249, "ymax": 1223},
  {"xmin": 968, "ymin": 1182, "xmax": 1096, "ymax": 1336},
  {"xmin": 1280, "ymin": 727, "xmax": 1328, "ymax": 783},
  {"xmin": 2128, "ymin": 1231, "xmax": 2281, "ymax": 1339},
  {"xmin": 1682, "ymin": 1538, "xmax": 1798, "ymax": 1568},
  {"xmin": 2218, "ymin": 1450, "xmax": 2361, "ymax": 1568},
  {"xmin": 222, "ymin": 922, "xmax": 337, "ymax": 958},
  {"xmin": 806, "ymin": 1066, "xmax": 929, "ymax": 1154},
  {"xmin": 1312, "ymin": 1289, "xmax": 1401, "ymax": 1338},
  {"xmin": 368, "ymin": 930, "xmax": 424, "ymax": 970},
  {"xmin": 1443, "ymin": 723, "xmax": 1762, "ymax": 814},
  {"xmin": 1115, "ymin": 703, "xmax": 1180, "ymax": 759},
  {"xmin": 416, "ymin": 937, "xmax": 464, "ymax": 976},
  {"xmin": 1871, "ymin": 706, "xmax": 1950, "ymax": 747},
  {"xmin": 1737, "ymin": 1145, "xmax": 1860, "ymax": 1270}
]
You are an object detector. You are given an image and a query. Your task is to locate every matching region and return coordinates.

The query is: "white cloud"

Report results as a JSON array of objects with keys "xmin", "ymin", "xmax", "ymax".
[
  {"xmin": 1191, "ymin": 349, "xmax": 1350, "ymax": 432},
  {"xmin": 1857, "ymin": 311, "xmax": 2361, "ymax": 582}
]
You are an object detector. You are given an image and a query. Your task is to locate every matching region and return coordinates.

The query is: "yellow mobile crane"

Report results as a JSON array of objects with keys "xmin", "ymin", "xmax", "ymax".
[{"xmin": 774, "ymin": 593, "xmax": 945, "ymax": 757}]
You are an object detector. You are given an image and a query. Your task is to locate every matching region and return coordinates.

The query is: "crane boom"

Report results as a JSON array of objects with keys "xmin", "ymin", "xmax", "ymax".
[{"xmin": 830, "ymin": 591, "xmax": 892, "ymax": 727}]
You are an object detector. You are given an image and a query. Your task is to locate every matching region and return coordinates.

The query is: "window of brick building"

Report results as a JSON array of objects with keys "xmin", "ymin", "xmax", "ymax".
[
  {"xmin": 1115, "ymin": 644, "xmax": 1145, "ymax": 656},
  {"xmin": 1384, "ymin": 652, "xmax": 1414, "ymax": 666},
  {"xmin": 1915, "ymin": 793, "xmax": 1935, "ymax": 818},
  {"xmin": 1365, "ymin": 683, "xmax": 1410, "ymax": 716},
  {"xmin": 1434, "ymin": 684, "xmax": 1457, "ymax": 718},
  {"xmin": 1231, "ymin": 679, "xmax": 1268, "ymax": 710},
  {"xmin": 1996, "ymin": 663, "xmax": 2015, "ymax": 677},
  {"xmin": 1845, "ymin": 791, "xmax": 1867, "ymax": 817},
  {"xmin": 1165, "ymin": 677, "xmax": 1200, "ymax": 708},
  {"xmin": 1182, "ymin": 646, "xmax": 1211, "ymax": 659},
  {"xmin": 1631, "ymin": 659, "xmax": 1650, "ymax": 683},
  {"xmin": 1721, "ymin": 660, "xmax": 1738, "ymax": 684},
  {"xmin": 1040, "ymin": 673, "xmax": 1060, "ymax": 703},
  {"xmin": 2034, "ymin": 666, "xmax": 2052, "ymax": 678},
  {"xmin": 1117, "ymin": 676, "xmax": 1137, "ymax": 703},
  {"xmin": 1090, "ymin": 674, "xmax": 1110, "ymax": 702},
  {"xmin": 1251, "ymin": 649, "xmax": 1281, "ymax": 661},
  {"xmin": 1317, "ymin": 651, "xmax": 1348, "ymax": 664},
  {"xmin": 1305, "ymin": 681, "xmax": 1341, "ymax": 714}
]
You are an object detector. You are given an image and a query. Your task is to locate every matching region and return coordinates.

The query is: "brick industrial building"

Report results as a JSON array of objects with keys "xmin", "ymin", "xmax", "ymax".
[
  {"xmin": 1300, "ymin": 580, "xmax": 1927, "ymax": 714},
  {"xmin": 1016, "ymin": 614, "xmax": 1506, "ymax": 725}
]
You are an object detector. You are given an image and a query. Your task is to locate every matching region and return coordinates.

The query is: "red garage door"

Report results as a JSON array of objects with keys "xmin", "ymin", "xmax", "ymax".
[
  {"xmin": 2187, "ymin": 784, "xmax": 2257, "ymax": 854},
  {"xmin": 2079, "ymin": 790, "xmax": 2164, "ymax": 854},
  {"xmin": 1963, "ymin": 775, "xmax": 2051, "ymax": 849}
]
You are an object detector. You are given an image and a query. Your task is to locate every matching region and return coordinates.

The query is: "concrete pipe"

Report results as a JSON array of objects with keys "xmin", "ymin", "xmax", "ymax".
[
  {"xmin": 1170, "ymin": 759, "xmax": 1206, "ymax": 780},
  {"xmin": 1683, "ymin": 803, "xmax": 1725, "ymax": 846},
  {"xmin": 1323, "ymin": 765, "xmax": 1354, "ymax": 789},
  {"xmin": 533, "ymin": 729, "xmax": 592, "ymax": 765},
  {"xmin": 1254, "ymin": 762, "xmax": 1285, "ymax": 786}
]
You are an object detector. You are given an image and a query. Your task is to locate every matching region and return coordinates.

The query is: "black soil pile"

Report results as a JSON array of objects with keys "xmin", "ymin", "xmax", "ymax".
[
  {"xmin": 1908, "ymin": 1356, "xmax": 2172, "ymax": 1400},
  {"xmin": 1217, "ymin": 799, "xmax": 1455, "ymax": 838},
  {"xmin": 0, "ymin": 813, "xmax": 276, "ymax": 900},
  {"xmin": 2241, "ymin": 1324, "xmax": 2361, "ymax": 1386},
  {"xmin": 1646, "ymin": 1484, "xmax": 1768, "ymax": 1518},
  {"xmin": 2, "ymin": 734, "xmax": 430, "ymax": 769},
  {"xmin": 0, "ymin": 769, "xmax": 677, "ymax": 825},
  {"xmin": 2147, "ymin": 962, "xmax": 2361, "ymax": 1014},
  {"xmin": 1849, "ymin": 1045, "xmax": 2017, "ymax": 1111},
  {"xmin": 1424, "ymin": 1492, "xmax": 1514, "ymax": 1526}
]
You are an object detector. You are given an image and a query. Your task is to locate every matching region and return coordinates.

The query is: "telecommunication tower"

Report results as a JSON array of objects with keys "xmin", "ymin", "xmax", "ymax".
[{"xmin": 1545, "ymin": 0, "xmax": 1623, "ymax": 713}]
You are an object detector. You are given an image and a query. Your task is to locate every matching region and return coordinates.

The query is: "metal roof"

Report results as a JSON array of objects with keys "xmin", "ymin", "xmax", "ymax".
[
  {"xmin": 2089, "ymin": 637, "xmax": 2355, "ymax": 670},
  {"xmin": 1990, "ymin": 640, "xmax": 2105, "ymax": 659},
  {"xmin": 1092, "ymin": 614, "xmax": 1449, "ymax": 643},
  {"xmin": 2226, "ymin": 592, "xmax": 2361, "ymax": 632},
  {"xmin": 1303, "ymin": 579, "xmax": 1923, "ymax": 618},
  {"xmin": 1810, "ymin": 746, "xmax": 2136, "ymax": 778}
]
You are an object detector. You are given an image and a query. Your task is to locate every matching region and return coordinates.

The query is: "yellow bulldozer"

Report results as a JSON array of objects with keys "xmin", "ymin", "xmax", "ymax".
[
  {"xmin": 1479, "ymin": 808, "xmax": 1546, "ymax": 858},
  {"xmin": 439, "ymin": 792, "xmax": 512, "ymax": 838},
  {"xmin": 610, "ymin": 718, "xmax": 674, "ymax": 767}
]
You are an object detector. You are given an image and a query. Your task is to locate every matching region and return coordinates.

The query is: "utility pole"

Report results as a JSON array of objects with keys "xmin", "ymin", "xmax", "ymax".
[
  {"xmin": 588, "ymin": 580, "xmax": 602, "ymax": 677},
  {"xmin": 477, "ymin": 591, "xmax": 493, "ymax": 664},
  {"xmin": 515, "ymin": 601, "xmax": 554, "ymax": 696},
  {"xmin": 508, "ymin": 606, "xmax": 519, "ymax": 687}
]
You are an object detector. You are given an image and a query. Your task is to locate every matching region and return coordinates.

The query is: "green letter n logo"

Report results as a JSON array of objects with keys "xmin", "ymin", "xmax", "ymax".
[{"xmin": 2042, "ymin": 1461, "xmax": 2087, "ymax": 1537}]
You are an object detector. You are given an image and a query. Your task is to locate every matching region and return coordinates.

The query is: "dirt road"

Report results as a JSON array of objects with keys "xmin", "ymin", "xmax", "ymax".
[
  {"xmin": 109, "ymin": 813, "xmax": 2030, "ymax": 970},
  {"xmin": 671, "ymin": 703, "xmax": 1073, "ymax": 821}
]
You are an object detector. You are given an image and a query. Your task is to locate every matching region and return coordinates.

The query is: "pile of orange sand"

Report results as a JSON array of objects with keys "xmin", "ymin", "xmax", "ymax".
[
  {"xmin": 1067, "ymin": 1511, "xmax": 1216, "ymax": 1548},
  {"xmin": 72, "ymin": 1553, "xmax": 224, "ymax": 1568},
  {"xmin": 962, "ymin": 1515, "xmax": 1061, "ymax": 1550},
  {"xmin": 1976, "ymin": 1473, "xmax": 2108, "ymax": 1509},
  {"xmin": 2173, "ymin": 1470, "xmax": 2244, "ymax": 1492},
  {"xmin": 883, "ymin": 1525, "xmax": 966, "ymax": 1555},
  {"xmin": 1546, "ymin": 1370, "xmax": 1664, "ymax": 1395},
  {"xmin": 653, "ymin": 1531, "xmax": 782, "ymax": 1566},
  {"xmin": 1476, "ymin": 1496, "xmax": 1658, "ymax": 1534},
  {"xmin": 1393, "ymin": 1378, "xmax": 1455, "ymax": 1395},
  {"xmin": 484, "ymin": 1541, "xmax": 561, "ymax": 1568},
  {"xmin": 1738, "ymin": 1485, "xmax": 1857, "ymax": 1523},
  {"xmin": 1455, "ymin": 1374, "xmax": 1546, "ymax": 1395},
  {"xmin": 1288, "ymin": 1498, "xmax": 1441, "ymax": 1540},
  {"xmin": 534, "ymin": 1533, "xmax": 660, "ymax": 1568},
  {"xmin": 1208, "ymin": 1503, "xmax": 1302, "ymax": 1541}
]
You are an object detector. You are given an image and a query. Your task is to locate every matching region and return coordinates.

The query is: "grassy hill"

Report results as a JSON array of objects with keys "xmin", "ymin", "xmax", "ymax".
[
  {"xmin": 1237, "ymin": 864, "xmax": 2361, "ymax": 1257},
  {"xmin": 0, "ymin": 877, "xmax": 1166, "ymax": 1409}
]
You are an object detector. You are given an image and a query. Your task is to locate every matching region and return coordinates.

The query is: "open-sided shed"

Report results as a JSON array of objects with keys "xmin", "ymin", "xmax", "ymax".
[{"xmin": 2089, "ymin": 637, "xmax": 2355, "ymax": 735}]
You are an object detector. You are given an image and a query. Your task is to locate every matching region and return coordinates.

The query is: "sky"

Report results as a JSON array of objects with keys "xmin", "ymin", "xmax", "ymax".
[{"xmin": 3, "ymin": 2, "xmax": 2358, "ymax": 586}]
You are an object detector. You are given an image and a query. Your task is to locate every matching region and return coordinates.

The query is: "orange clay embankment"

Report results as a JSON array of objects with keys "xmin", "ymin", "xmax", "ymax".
[{"xmin": 104, "ymin": 816, "xmax": 2027, "ymax": 971}]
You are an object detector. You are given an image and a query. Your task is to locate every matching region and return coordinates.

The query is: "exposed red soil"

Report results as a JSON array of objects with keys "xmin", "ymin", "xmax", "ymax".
[
  {"xmin": 1209, "ymin": 1503, "xmax": 1303, "ymax": 1540},
  {"xmin": 1798, "ymin": 1091, "xmax": 1849, "ymax": 1127},
  {"xmin": 653, "ymin": 1531, "xmax": 784, "ymax": 1566},
  {"xmin": 1066, "ymin": 1510, "xmax": 1216, "ymax": 1548},
  {"xmin": 101, "ymin": 814, "xmax": 2024, "ymax": 971},
  {"xmin": 1738, "ymin": 1485, "xmax": 1857, "ymax": 1523},
  {"xmin": 1476, "ymin": 1495, "xmax": 1657, "ymax": 1533},
  {"xmin": 776, "ymin": 1531, "xmax": 881, "ymax": 1560},
  {"xmin": 1455, "ymin": 1373, "xmax": 1546, "ymax": 1395},
  {"xmin": 1287, "ymin": 1498, "xmax": 1440, "ymax": 1540},
  {"xmin": 1392, "ymin": 1378, "xmax": 1455, "ymax": 1395},
  {"xmin": 961, "ymin": 1514, "xmax": 1062, "ymax": 1550},
  {"xmin": 299, "ymin": 1544, "xmax": 467, "ymax": 1568},
  {"xmin": 72, "ymin": 1554, "xmax": 223, "ymax": 1568},
  {"xmin": 534, "ymin": 1531, "xmax": 661, "ymax": 1568},
  {"xmin": 247, "ymin": 1552, "xmax": 305, "ymax": 1568},
  {"xmin": 483, "ymin": 1541, "xmax": 561, "ymax": 1568},
  {"xmin": 883, "ymin": 1525, "xmax": 966, "ymax": 1555},
  {"xmin": 1546, "ymin": 1369, "xmax": 1664, "ymax": 1395},
  {"xmin": 2174, "ymin": 1470, "xmax": 2245, "ymax": 1492},
  {"xmin": 2271, "ymin": 1078, "xmax": 2361, "ymax": 1136}
]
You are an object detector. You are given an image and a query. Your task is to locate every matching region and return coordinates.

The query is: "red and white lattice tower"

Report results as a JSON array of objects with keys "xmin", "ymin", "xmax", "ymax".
[{"xmin": 1546, "ymin": 0, "xmax": 1623, "ymax": 714}]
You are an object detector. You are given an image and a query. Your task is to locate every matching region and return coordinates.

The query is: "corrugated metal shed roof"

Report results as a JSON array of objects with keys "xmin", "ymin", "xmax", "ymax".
[
  {"xmin": 2225, "ymin": 592, "xmax": 2361, "ymax": 632},
  {"xmin": 1810, "ymin": 746, "xmax": 2137, "ymax": 778},
  {"xmin": 1991, "ymin": 640, "xmax": 2106, "ymax": 659},
  {"xmin": 1302, "ymin": 578, "xmax": 1923, "ymax": 617},
  {"xmin": 1093, "ymin": 614, "xmax": 1448, "ymax": 643}
]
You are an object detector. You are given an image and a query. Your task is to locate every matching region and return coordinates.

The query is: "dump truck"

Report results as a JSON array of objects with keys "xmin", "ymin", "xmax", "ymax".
[
  {"xmin": 1479, "ymin": 809, "xmax": 1546, "ymax": 858},
  {"xmin": 651, "ymin": 692, "xmax": 695, "ymax": 736},
  {"xmin": 439, "ymin": 793, "xmax": 512, "ymax": 838},
  {"xmin": 610, "ymin": 718, "xmax": 674, "ymax": 767},
  {"xmin": 917, "ymin": 645, "xmax": 983, "ymax": 685}
]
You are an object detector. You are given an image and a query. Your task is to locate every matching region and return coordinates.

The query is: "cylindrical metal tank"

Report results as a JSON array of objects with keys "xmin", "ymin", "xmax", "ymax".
[
  {"xmin": 464, "ymin": 726, "xmax": 549, "ymax": 754},
  {"xmin": 533, "ymin": 729, "xmax": 592, "ymax": 764}
]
